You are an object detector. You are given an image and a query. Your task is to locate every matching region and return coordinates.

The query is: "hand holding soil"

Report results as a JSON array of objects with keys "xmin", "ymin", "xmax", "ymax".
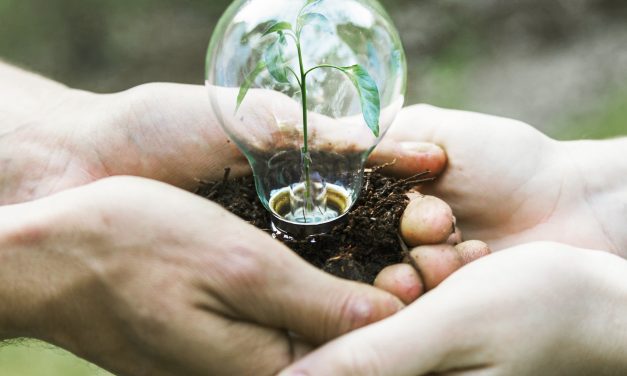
[
  {"xmin": 278, "ymin": 104, "xmax": 627, "ymax": 376},
  {"xmin": 280, "ymin": 244, "xmax": 627, "ymax": 376},
  {"xmin": 199, "ymin": 150, "xmax": 494, "ymax": 306},
  {"xmin": 0, "ymin": 176, "xmax": 404, "ymax": 376},
  {"xmin": 3, "ymin": 59, "xmax": 627, "ymax": 376},
  {"xmin": 374, "ymin": 104, "xmax": 627, "ymax": 254}
]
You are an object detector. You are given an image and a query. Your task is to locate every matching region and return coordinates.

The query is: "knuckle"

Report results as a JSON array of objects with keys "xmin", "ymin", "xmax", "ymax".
[
  {"xmin": 336, "ymin": 289, "xmax": 401, "ymax": 334},
  {"xmin": 219, "ymin": 243, "xmax": 268, "ymax": 293},
  {"xmin": 337, "ymin": 292, "xmax": 377, "ymax": 332},
  {"xmin": 127, "ymin": 301, "xmax": 177, "ymax": 347},
  {"xmin": 329, "ymin": 288, "xmax": 402, "ymax": 340}
]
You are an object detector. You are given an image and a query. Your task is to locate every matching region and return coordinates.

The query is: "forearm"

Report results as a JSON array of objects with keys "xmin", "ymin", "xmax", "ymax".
[
  {"xmin": 0, "ymin": 62, "xmax": 110, "ymax": 204},
  {"xmin": 563, "ymin": 138, "xmax": 627, "ymax": 254},
  {"xmin": 0, "ymin": 61, "xmax": 71, "ymax": 133},
  {"xmin": 0, "ymin": 202, "xmax": 53, "ymax": 340},
  {"xmin": 1, "ymin": 61, "xmax": 248, "ymax": 201},
  {"xmin": 0, "ymin": 198, "xmax": 89, "ymax": 346}
]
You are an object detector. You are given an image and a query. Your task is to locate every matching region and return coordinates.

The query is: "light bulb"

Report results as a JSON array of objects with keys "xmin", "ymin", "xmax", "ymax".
[{"xmin": 206, "ymin": 0, "xmax": 406, "ymax": 237}]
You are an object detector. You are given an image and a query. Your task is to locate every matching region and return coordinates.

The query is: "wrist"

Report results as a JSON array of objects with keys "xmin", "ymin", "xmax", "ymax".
[
  {"xmin": 0, "ymin": 88, "xmax": 110, "ymax": 204},
  {"xmin": 0, "ymin": 201, "xmax": 60, "ymax": 340},
  {"xmin": 0, "ymin": 62, "xmax": 70, "ymax": 134},
  {"xmin": 0, "ymin": 194, "xmax": 104, "ymax": 347}
]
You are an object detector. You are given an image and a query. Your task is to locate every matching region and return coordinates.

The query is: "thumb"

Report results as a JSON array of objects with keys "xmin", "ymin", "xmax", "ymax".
[
  {"xmin": 370, "ymin": 104, "xmax": 546, "ymax": 182},
  {"xmin": 255, "ymin": 258, "xmax": 406, "ymax": 345},
  {"xmin": 368, "ymin": 105, "xmax": 454, "ymax": 178},
  {"xmin": 368, "ymin": 140, "xmax": 447, "ymax": 178},
  {"xmin": 278, "ymin": 291, "xmax": 467, "ymax": 376},
  {"xmin": 215, "ymin": 222, "xmax": 405, "ymax": 345}
]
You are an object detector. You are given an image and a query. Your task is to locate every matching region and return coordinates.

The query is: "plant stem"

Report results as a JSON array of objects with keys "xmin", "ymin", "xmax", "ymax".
[
  {"xmin": 297, "ymin": 43, "xmax": 308, "ymax": 154},
  {"xmin": 296, "ymin": 35, "xmax": 313, "ymax": 217},
  {"xmin": 286, "ymin": 66, "xmax": 301, "ymax": 86},
  {"xmin": 304, "ymin": 64, "xmax": 345, "ymax": 77}
]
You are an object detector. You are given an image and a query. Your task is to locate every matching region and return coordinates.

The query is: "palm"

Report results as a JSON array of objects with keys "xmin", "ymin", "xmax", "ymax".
[{"xmin": 376, "ymin": 104, "xmax": 570, "ymax": 249}]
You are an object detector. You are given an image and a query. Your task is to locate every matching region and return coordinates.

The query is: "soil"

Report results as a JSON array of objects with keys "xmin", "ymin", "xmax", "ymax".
[{"xmin": 196, "ymin": 168, "xmax": 433, "ymax": 284}]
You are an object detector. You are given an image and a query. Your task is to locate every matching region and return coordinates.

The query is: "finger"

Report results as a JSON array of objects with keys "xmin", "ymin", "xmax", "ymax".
[
  {"xmin": 409, "ymin": 245, "xmax": 464, "ymax": 291},
  {"xmin": 278, "ymin": 289, "xmax": 476, "ymax": 376},
  {"xmin": 382, "ymin": 103, "xmax": 532, "ymax": 150},
  {"xmin": 369, "ymin": 141, "xmax": 447, "ymax": 178},
  {"xmin": 401, "ymin": 195, "xmax": 455, "ymax": 247},
  {"xmin": 370, "ymin": 105, "xmax": 454, "ymax": 178},
  {"xmin": 447, "ymin": 225, "xmax": 463, "ymax": 246},
  {"xmin": 260, "ymin": 260, "xmax": 406, "ymax": 344},
  {"xmin": 378, "ymin": 104, "xmax": 549, "ymax": 196},
  {"xmin": 206, "ymin": 221, "xmax": 405, "ymax": 345},
  {"xmin": 455, "ymin": 241, "xmax": 492, "ymax": 265},
  {"xmin": 374, "ymin": 264, "xmax": 424, "ymax": 304}
]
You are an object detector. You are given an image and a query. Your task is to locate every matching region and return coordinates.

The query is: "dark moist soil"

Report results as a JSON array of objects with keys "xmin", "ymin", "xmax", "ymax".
[{"xmin": 196, "ymin": 168, "xmax": 432, "ymax": 284}]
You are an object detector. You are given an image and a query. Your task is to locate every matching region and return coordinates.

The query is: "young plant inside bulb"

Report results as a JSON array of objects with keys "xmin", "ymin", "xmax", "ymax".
[{"xmin": 206, "ymin": 0, "xmax": 407, "ymax": 237}]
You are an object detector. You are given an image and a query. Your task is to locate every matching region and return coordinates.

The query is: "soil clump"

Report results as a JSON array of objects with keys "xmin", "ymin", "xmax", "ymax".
[{"xmin": 196, "ymin": 168, "xmax": 432, "ymax": 284}]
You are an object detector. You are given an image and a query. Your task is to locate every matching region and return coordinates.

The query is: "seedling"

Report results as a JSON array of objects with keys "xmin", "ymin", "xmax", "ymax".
[{"xmin": 236, "ymin": 0, "xmax": 381, "ymax": 219}]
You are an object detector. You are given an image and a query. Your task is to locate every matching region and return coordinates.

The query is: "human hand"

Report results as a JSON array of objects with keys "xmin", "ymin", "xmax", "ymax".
[
  {"xmin": 280, "ymin": 242, "xmax": 627, "ymax": 376},
  {"xmin": 371, "ymin": 193, "xmax": 492, "ymax": 304},
  {"xmin": 0, "ymin": 176, "xmax": 404, "ymax": 376},
  {"xmin": 0, "ymin": 82, "xmax": 252, "ymax": 204},
  {"xmin": 371, "ymin": 104, "xmax": 626, "ymax": 254},
  {"xmin": 0, "ymin": 72, "xmax": 446, "ymax": 205}
]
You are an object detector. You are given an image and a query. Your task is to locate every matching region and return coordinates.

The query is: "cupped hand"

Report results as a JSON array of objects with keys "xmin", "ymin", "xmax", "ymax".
[
  {"xmin": 0, "ymin": 176, "xmax": 404, "ymax": 376},
  {"xmin": 0, "ymin": 84, "xmax": 250, "ymax": 204},
  {"xmin": 280, "ymin": 242, "xmax": 627, "ymax": 376},
  {"xmin": 372, "ymin": 104, "xmax": 619, "ymax": 252},
  {"xmin": 1, "ymin": 84, "xmax": 447, "ymax": 205}
]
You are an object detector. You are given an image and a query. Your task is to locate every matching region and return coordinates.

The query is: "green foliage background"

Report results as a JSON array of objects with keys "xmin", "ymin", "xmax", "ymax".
[{"xmin": 0, "ymin": 0, "xmax": 625, "ymax": 375}]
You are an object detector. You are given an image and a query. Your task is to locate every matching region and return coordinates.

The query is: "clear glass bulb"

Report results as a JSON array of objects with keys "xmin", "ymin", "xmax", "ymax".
[{"xmin": 206, "ymin": 0, "xmax": 406, "ymax": 237}]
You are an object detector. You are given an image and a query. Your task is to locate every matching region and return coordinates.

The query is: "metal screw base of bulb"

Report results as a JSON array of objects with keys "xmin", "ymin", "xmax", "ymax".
[{"xmin": 270, "ymin": 212, "xmax": 349, "ymax": 240}]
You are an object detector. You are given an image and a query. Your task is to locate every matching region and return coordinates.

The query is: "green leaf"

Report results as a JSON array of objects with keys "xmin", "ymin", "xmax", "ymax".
[
  {"xmin": 340, "ymin": 65, "xmax": 381, "ymax": 137},
  {"xmin": 262, "ymin": 21, "xmax": 293, "ymax": 36},
  {"xmin": 236, "ymin": 61, "xmax": 266, "ymax": 112},
  {"xmin": 297, "ymin": 12, "xmax": 333, "ymax": 35},
  {"xmin": 263, "ymin": 32, "xmax": 290, "ymax": 83}
]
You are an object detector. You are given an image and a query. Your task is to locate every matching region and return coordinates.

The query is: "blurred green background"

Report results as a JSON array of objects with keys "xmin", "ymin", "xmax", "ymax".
[{"xmin": 0, "ymin": 0, "xmax": 626, "ymax": 375}]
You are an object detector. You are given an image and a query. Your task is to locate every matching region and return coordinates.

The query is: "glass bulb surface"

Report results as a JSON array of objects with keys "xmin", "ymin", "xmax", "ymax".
[{"xmin": 206, "ymin": 0, "xmax": 406, "ymax": 235}]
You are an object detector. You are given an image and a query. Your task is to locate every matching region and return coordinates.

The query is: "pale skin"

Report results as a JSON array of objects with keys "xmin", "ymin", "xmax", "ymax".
[
  {"xmin": 0, "ymin": 176, "xmax": 410, "ymax": 376},
  {"xmin": 0, "ymin": 62, "xmax": 446, "ymax": 205},
  {"xmin": 283, "ymin": 105, "xmax": 627, "ymax": 375},
  {"xmin": 0, "ymin": 62, "xmax": 250, "ymax": 204},
  {"xmin": 3, "ymin": 60, "xmax": 627, "ymax": 375},
  {"xmin": 283, "ymin": 243, "xmax": 627, "ymax": 376},
  {"xmin": 371, "ymin": 104, "xmax": 627, "ymax": 255},
  {"xmin": 0, "ymin": 61, "xmax": 446, "ymax": 375}
]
